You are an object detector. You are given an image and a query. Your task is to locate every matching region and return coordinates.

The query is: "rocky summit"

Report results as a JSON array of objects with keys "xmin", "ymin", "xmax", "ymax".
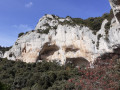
[{"xmin": 3, "ymin": 0, "xmax": 120, "ymax": 66}]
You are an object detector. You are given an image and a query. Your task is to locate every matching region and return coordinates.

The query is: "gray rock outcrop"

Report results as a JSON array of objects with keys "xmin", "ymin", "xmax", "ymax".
[
  {"xmin": 109, "ymin": 0, "xmax": 120, "ymax": 24},
  {"xmin": 0, "ymin": 51, "xmax": 3, "ymax": 58}
]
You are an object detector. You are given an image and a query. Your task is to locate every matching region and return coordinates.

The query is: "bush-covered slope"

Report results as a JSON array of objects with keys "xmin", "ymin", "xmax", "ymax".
[
  {"xmin": 0, "ymin": 55, "xmax": 120, "ymax": 90},
  {"xmin": 0, "ymin": 58, "xmax": 79, "ymax": 90},
  {"xmin": 0, "ymin": 82, "xmax": 10, "ymax": 90}
]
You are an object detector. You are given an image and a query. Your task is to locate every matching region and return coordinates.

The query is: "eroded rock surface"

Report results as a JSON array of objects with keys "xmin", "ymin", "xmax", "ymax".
[
  {"xmin": 0, "ymin": 51, "xmax": 3, "ymax": 58},
  {"xmin": 109, "ymin": 0, "xmax": 120, "ymax": 24},
  {"xmin": 3, "ymin": 14, "xmax": 120, "ymax": 65},
  {"xmin": 3, "ymin": 1, "xmax": 120, "ymax": 66}
]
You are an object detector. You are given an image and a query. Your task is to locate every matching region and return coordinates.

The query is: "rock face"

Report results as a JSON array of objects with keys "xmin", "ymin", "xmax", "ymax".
[
  {"xmin": 109, "ymin": 0, "xmax": 120, "ymax": 24},
  {"xmin": 3, "ymin": 1, "xmax": 120, "ymax": 66},
  {"xmin": 0, "ymin": 51, "xmax": 3, "ymax": 58}
]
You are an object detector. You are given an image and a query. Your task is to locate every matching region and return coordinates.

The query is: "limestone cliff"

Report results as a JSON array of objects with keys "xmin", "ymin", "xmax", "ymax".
[
  {"xmin": 3, "ymin": 0, "xmax": 120, "ymax": 66},
  {"xmin": 0, "ymin": 51, "xmax": 3, "ymax": 58},
  {"xmin": 109, "ymin": 0, "xmax": 120, "ymax": 24}
]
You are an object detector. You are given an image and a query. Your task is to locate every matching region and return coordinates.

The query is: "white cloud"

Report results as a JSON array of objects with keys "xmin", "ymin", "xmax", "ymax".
[
  {"xmin": 12, "ymin": 24, "xmax": 33, "ymax": 32},
  {"xmin": 25, "ymin": 2, "xmax": 33, "ymax": 8}
]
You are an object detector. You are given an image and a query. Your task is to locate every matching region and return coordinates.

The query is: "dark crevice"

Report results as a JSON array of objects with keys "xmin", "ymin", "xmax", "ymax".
[
  {"xmin": 37, "ymin": 43, "xmax": 59, "ymax": 61},
  {"xmin": 66, "ymin": 57, "xmax": 89, "ymax": 67}
]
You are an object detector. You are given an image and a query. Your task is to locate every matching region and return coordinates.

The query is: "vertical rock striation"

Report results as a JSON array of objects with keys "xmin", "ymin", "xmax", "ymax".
[
  {"xmin": 109, "ymin": 0, "xmax": 120, "ymax": 24},
  {"xmin": 0, "ymin": 51, "xmax": 3, "ymax": 58}
]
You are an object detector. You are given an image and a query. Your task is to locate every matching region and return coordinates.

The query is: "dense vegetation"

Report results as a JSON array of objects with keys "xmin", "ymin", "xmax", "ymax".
[
  {"xmin": 0, "ymin": 58, "xmax": 79, "ymax": 90},
  {"xmin": 37, "ymin": 25, "xmax": 57, "ymax": 35},
  {"xmin": 18, "ymin": 32, "xmax": 25, "ymax": 38},
  {"xmin": 0, "ymin": 82, "xmax": 10, "ymax": 90},
  {"xmin": 65, "ymin": 57, "xmax": 120, "ymax": 90},
  {"xmin": 0, "ymin": 52, "xmax": 120, "ymax": 90},
  {"xmin": 18, "ymin": 30, "xmax": 35, "ymax": 38}
]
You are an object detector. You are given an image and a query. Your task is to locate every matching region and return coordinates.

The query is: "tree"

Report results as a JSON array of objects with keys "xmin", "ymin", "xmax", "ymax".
[
  {"xmin": 18, "ymin": 32, "xmax": 24, "ymax": 38},
  {"xmin": 0, "ymin": 82, "xmax": 11, "ymax": 90}
]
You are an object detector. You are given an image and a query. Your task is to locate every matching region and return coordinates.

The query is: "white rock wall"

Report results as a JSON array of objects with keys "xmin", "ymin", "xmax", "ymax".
[
  {"xmin": 3, "ymin": 0, "xmax": 120, "ymax": 64},
  {"xmin": 0, "ymin": 51, "xmax": 3, "ymax": 58},
  {"xmin": 3, "ymin": 14, "xmax": 120, "ymax": 65},
  {"xmin": 109, "ymin": 0, "xmax": 120, "ymax": 24}
]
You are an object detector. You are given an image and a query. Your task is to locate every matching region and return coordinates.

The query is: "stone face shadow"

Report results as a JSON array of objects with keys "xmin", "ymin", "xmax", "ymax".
[
  {"xmin": 109, "ymin": 0, "xmax": 120, "ymax": 24},
  {"xmin": 38, "ymin": 43, "xmax": 59, "ymax": 61},
  {"xmin": 66, "ymin": 57, "xmax": 89, "ymax": 67}
]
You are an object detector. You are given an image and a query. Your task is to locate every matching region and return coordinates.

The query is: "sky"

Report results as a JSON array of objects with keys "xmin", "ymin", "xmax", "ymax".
[{"xmin": 0, "ymin": 0, "xmax": 111, "ymax": 47}]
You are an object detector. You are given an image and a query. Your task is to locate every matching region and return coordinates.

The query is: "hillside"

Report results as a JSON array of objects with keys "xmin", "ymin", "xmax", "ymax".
[
  {"xmin": 0, "ymin": 0, "xmax": 120, "ymax": 90},
  {"xmin": 0, "ymin": 51, "xmax": 120, "ymax": 89}
]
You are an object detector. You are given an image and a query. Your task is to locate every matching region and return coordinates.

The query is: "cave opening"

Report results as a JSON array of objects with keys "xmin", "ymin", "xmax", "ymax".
[
  {"xmin": 37, "ymin": 43, "xmax": 59, "ymax": 61},
  {"xmin": 66, "ymin": 57, "xmax": 89, "ymax": 67}
]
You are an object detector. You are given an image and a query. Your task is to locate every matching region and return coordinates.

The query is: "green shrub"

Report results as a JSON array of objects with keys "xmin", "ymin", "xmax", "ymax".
[
  {"xmin": 43, "ymin": 23, "xmax": 50, "ymax": 27},
  {"xmin": 59, "ymin": 20, "xmax": 76, "ymax": 26},
  {"xmin": 18, "ymin": 32, "xmax": 24, "ymax": 38},
  {"xmin": 96, "ymin": 34, "xmax": 102, "ymax": 49},
  {"xmin": 38, "ymin": 28, "xmax": 50, "ymax": 34},
  {"xmin": 105, "ymin": 21, "xmax": 111, "ymax": 30},
  {"xmin": 0, "ymin": 58, "xmax": 78, "ymax": 90},
  {"xmin": 0, "ymin": 82, "xmax": 11, "ymax": 90},
  {"xmin": 37, "ymin": 25, "xmax": 57, "ymax": 34},
  {"xmin": 0, "ymin": 52, "xmax": 119, "ymax": 90}
]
